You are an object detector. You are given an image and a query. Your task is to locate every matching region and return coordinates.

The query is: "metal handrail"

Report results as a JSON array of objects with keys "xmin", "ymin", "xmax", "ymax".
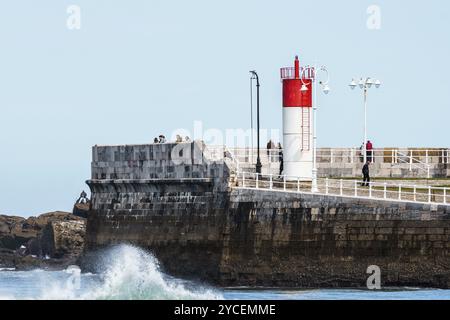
[
  {"xmin": 224, "ymin": 146, "xmax": 240, "ymax": 174},
  {"xmin": 235, "ymin": 171, "xmax": 449, "ymax": 205},
  {"xmin": 396, "ymin": 151, "xmax": 431, "ymax": 178},
  {"xmin": 280, "ymin": 67, "xmax": 315, "ymax": 80}
]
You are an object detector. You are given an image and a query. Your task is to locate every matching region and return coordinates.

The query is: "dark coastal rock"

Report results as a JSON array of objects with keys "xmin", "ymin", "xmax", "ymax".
[
  {"xmin": 40, "ymin": 220, "xmax": 86, "ymax": 259},
  {"xmin": 0, "ymin": 215, "xmax": 37, "ymax": 250},
  {"xmin": 0, "ymin": 248, "xmax": 16, "ymax": 268},
  {"xmin": 0, "ymin": 212, "xmax": 86, "ymax": 270}
]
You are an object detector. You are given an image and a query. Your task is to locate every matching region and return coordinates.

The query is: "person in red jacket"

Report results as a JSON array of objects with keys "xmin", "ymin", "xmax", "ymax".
[{"xmin": 366, "ymin": 140, "xmax": 373, "ymax": 162}]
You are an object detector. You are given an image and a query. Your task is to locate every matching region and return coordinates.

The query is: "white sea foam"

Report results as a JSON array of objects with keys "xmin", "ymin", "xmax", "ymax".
[{"xmin": 0, "ymin": 268, "xmax": 16, "ymax": 271}]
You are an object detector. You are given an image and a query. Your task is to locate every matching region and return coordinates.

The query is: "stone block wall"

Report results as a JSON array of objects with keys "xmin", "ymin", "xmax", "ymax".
[
  {"xmin": 222, "ymin": 189, "xmax": 450, "ymax": 287},
  {"xmin": 84, "ymin": 178, "xmax": 230, "ymax": 281},
  {"xmin": 91, "ymin": 141, "xmax": 232, "ymax": 187}
]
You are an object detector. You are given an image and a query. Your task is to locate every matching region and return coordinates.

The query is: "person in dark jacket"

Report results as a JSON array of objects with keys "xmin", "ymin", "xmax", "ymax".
[
  {"xmin": 278, "ymin": 143, "xmax": 284, "ymax": 176},
  {"xmin": 362, "ymin": 161, "xmax": 371, "ymax": 187}
]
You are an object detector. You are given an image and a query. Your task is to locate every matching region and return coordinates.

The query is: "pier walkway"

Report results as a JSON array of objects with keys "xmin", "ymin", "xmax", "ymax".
[
  {"xmin": 233, "ymin": 171, "xmax": 450, "ymax": 206},
  {"xmin": 228, "ymin": 147, "xmax": 450, "ymax": 179},
  {"xmin": 205, "ymin": 145, "xmax": 450, "ymax": 206}
]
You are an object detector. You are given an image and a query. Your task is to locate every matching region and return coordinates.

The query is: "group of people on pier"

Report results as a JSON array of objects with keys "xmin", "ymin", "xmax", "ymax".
[
  {"xmin": 266, "ymin": 140, "xmax": 284, "ymax": 175},
  {"xmin": 266, "ymin": 139, "xmax": 373, "ymax": 187},
  {"xmin": 153, "ymin": 135, "xmax": 167, "ymax": 144},
  {"xmin": 152, "ymin": 134, "xmax": 191, "ymax": 144},
  {"xmin": 360, "ymin": 140, "xmax": 374, "ymax": 186},
  {"xmin": 360, "ymin": 140, "xmax": 374, "ymax": 162}
]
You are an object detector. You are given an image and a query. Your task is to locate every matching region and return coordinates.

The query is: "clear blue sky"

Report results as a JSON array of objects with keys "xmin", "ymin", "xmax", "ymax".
[{"xmin": 0, "ymin": 0, "xmax": 449, "ymax": 216}]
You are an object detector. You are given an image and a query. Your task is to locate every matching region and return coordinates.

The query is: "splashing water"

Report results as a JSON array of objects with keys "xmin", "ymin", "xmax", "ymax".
[
  {"xmin": 81, "ymin": 245, "xmax": 221, "ymax": 300},
  {"xmin": 0, "ymin": 245, "xmax": 222, "ymax": 300}
]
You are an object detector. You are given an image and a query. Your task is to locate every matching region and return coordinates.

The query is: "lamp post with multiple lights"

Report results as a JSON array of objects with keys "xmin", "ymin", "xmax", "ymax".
[
  {"xmin": 300, "ymin": 65, "xmax": 330, "ymax": 193},
  {"xmin": 349, "ymin": 77, "xmax": 381, "ymax": 164}
]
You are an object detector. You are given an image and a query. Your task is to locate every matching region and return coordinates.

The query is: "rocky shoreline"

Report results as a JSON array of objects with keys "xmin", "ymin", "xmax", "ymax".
[{"xmin": 0, "ymin": 211, "xmax": 86, "ymax": 270}]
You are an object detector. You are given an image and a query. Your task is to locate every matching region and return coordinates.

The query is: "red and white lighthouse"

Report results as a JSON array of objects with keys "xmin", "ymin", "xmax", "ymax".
[{"xmin": 280, "ymin": 56, "xmax": 314, "ymax": 179}]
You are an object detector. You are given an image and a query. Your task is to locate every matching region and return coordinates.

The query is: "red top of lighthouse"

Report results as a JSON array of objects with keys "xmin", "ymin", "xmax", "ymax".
[
  {"xmin": 281, "ymin": 56, "xmax": 313, "ymax": 107},
  {"xmin": 294, "ymin": 55, "xmax": 300, "ymax": 79}
]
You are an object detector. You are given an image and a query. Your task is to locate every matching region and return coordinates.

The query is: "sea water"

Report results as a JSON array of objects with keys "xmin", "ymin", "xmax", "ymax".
[{"xmin": 0, "ymin": 245, "xmax": 449, "ymax": 300}]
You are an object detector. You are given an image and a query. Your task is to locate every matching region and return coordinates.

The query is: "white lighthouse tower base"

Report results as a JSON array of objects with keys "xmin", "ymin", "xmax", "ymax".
[{"xmin": 283, "ymin": 107, "xmax": 313, "ymax": 181}]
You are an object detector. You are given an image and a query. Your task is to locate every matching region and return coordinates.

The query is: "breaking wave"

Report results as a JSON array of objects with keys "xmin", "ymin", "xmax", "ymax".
[{"xmin": 1, "ymin": 245, "xmax": 222, "ymax": 300}]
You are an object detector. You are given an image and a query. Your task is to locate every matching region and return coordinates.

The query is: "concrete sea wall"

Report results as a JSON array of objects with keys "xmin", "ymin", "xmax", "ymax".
[
  {"xmin": 85, "ymin": 142, "xmax": 450, "ymax": 288},
  {"xmin": 224, "ymin": 189, "xmax": 450, "ymax": 287}
]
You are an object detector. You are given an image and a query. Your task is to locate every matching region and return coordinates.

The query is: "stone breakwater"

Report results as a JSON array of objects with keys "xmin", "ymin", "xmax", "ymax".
[{"xmin": 84, "ymin": 141, "xmax": 450, "ymax": 288}]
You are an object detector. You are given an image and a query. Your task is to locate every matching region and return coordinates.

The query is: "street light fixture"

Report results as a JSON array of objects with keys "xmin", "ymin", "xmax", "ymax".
[
  {"xmin": 375, "ymin": 79, "xmax": 381, "ymax": 88},
  {"xmin": 300, "ymin": 65, "xmax": 330, "ymax": 193},
  {"xmin": 301, "ymin": 84, "xmax": 308, "ymax": 92},
  {"xmin": 250, "ymin": 70, "xmax": 262, "ymax": 174},
  {"xmin": 359, "ymin": 79, "xmax": 364, "ymax": 89},
  {"xmin": 349, "ymin": 77, "xmax": 381, "ymax": 164}
]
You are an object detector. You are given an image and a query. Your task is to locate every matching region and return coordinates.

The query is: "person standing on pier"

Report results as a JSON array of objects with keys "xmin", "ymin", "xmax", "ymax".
[
  {"xmin": 278, "ymin": 143, "xmax": 284, "ymax": 175},
  {"xmin": 159, "ymin": 135, "xmax": 166, "ymax": 143},
  {"xmin": 366, "ymin": 140, "xmax": 373, "ymax": 162},
  {"xmin": 359, "ymin": 142, "xmax": 365, "ymax": 162},
  {"xmin": 267, "ymin": 140, "xmax": 275, "ymax": 162},
  {"xmin": 362, "ymin": 160, "xmax": 371, "ymax": 187}
]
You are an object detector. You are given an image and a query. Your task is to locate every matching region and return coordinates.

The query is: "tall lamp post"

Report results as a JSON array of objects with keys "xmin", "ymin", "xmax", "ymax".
[
  {"xmin": 250, "ymin": 70, "xmax": 262, "ymax": 174},
  {"xmin": 300, "ymin": 65, "xmax": 330, "ymax": 193},
  {"xmin": 349, "ymin": 77, "xmax": 381, "ymax": 163}
]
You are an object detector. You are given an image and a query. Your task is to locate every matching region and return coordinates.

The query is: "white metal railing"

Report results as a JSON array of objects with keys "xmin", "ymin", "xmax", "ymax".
[
  {"xmin": 236, "ymin": 171, "xmax": 450, "ymax": 205},
  {"xmin": 203, "ymin": 145, "xmax": 225, "ymax": 161},
  {"xmin": 224, "ymin": 147, "xmax": 240, "ymax": 173},
  {"xmin": 227, "ymin": 147, "xmax": 283, "ymax": 164},
  {"xmin": 226, "ymin": 147, "xmax": 450, "ymax": 166},
  {"xmin": 203, "ymin": 145, "xmax": 241, "ymax": 173},
  {"xmin": 318, "ymin": 148, "xmax": 450, "ymax": 165},
  {"xmin": 396, "ymin": 151, "xmax": 431, "ymax": 178}
]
